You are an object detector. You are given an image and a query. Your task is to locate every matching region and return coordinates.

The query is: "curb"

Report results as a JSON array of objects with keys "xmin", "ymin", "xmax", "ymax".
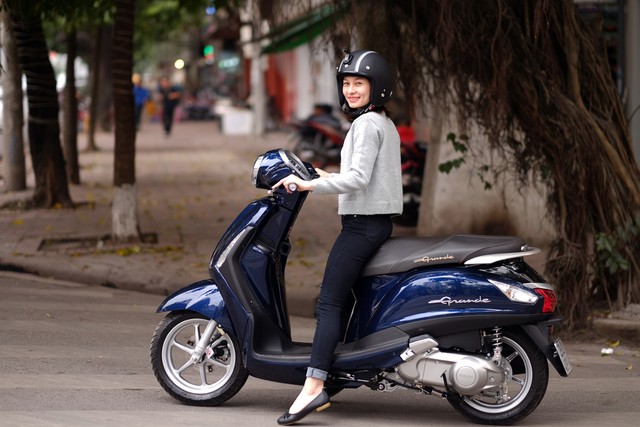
[
  {"xmin": 0, "ymin": 252, "xmax": 319, "ymax": 318},
  {"xmin": 592, "ymin": 318, "xmax": 640, "ymax": 344}
]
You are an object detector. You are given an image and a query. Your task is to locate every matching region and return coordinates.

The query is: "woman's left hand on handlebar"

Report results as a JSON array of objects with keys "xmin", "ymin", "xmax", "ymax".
[{"xmin": 272, "ymin": 175, "xmax": 313, "ymax": 194}]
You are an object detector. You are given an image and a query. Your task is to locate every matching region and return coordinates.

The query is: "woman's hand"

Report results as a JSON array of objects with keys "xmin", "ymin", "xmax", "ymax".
[
  {"xmin": 272, "ymin": 174, "xmax": 313, "ymax": 194},
  {"xmin": 315, "ymin": 168, "xmax": 330, "ymax": 178}
]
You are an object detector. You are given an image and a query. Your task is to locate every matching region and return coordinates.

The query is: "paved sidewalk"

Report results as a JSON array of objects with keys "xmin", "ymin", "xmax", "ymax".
[
  {"xmin": 0, "ymin": 120, "xmax": 638, "ymax": 343},
  {"xmin": 0, "ymin": 121, "xmax": 343, "ymax": 317}
]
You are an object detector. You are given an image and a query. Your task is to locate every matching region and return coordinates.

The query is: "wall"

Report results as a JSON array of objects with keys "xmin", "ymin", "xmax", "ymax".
[{"xmin": 418, "ymin": 109, "xmax": 555, "ymax": 247}]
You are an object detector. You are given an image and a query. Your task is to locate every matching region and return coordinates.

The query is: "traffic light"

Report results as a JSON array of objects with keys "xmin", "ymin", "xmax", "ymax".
[{"xmin": 203, "ymin": 44, "xmax": 215, "ymax": 64}]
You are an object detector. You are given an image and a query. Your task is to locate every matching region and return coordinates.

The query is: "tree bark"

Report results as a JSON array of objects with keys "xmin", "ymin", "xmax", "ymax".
[
  {"xmin": 1, "ymin": 10, "xmax": 26, "ymax": 192},
  {"xmin": 9, "ymin": 12, "xmax": 72, "ymax": 208},
  {"xmin": 63, "ymin": 28, "xmax": 80, "ymax": 185},
  {"xmin": 98, "ymin": 25, "xmax": 114, "ymax": 133},
  {"xmin": 111, "ymin": 0, "xmax": 140, "ymax": 242},
  {"xmin": 86, "ymin": 26, "xmax": 102, "ymax": 152}
]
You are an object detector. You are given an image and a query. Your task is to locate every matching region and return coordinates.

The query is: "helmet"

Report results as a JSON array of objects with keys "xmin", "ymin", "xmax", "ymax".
[{"xmin": 336, "ymin": 49, "xmax": 394, "ymax": 110}]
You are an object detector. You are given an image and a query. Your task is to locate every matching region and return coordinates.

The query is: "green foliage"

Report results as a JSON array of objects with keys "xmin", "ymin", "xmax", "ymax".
[
  {"xmin": 438, "ymin": 132, "xmax": 468, "ymax": 174},
  {"xmin": 9, "ymin": 0, "xmax": 215, "ymax": 66},
  {"xmin": 133, "ymin": 0, "xmax": 214, "ymax": 66},
  {"xmin": 438, "ymin": 132, "xmax": 494, "ymax": 190},
  {"xmin": 4, "ymin": 0, "xmax": 114, "ymax": 28},
  {"xmin": 595, "ymin": 214, "xmax": 640, "ymax": 275},
  {"xmin": 477, "ymin": 164, "xmax": 492, "ymax": 190}
]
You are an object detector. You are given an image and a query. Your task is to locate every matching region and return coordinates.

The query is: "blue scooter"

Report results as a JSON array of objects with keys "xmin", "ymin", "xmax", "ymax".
[{"xmin": 150, "ymin": 149, "xmax": 572, "ymax": 425}]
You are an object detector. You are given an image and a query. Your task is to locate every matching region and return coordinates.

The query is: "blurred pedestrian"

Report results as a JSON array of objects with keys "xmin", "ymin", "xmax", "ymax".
[
  {"xmin": 132, "ymin": 73, "xmax": 149, "ymax": 131},
  {"xmin": 158, "ymin": 77, "xmax": 182, "ymax": 136}
]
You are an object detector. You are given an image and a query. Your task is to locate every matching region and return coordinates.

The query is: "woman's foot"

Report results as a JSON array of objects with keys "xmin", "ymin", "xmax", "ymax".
[{"xmin": 276, "ymin": 390, "xmax": 330, "ymax": 425}]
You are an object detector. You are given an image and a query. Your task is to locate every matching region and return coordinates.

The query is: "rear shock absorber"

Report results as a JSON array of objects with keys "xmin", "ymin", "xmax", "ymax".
[{"xmin": 490, "ymin": 326, "xmax": 503, "ymax": 363}]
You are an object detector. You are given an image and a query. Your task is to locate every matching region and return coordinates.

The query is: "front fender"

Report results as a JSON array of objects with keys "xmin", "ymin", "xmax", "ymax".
[{"xmin": 157, "ymin": 279, "xmax": 233, "ymax": 332}]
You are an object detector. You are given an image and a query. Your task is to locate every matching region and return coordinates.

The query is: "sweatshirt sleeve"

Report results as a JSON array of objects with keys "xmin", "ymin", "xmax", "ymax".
[{"xmin": 311, "ymin": 116, "xmax": 383, "ymax": 195}]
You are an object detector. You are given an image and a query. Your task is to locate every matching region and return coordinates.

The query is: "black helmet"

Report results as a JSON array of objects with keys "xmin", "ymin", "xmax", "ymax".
[{"xmin": 336, "ymin": 49, "xmax": 394, "ymax": 110}]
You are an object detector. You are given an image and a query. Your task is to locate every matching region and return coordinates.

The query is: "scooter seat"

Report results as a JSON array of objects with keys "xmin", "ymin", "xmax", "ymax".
[{"xmin": 361, "ymin": 234, "xmax": 528, "ymax": 277}]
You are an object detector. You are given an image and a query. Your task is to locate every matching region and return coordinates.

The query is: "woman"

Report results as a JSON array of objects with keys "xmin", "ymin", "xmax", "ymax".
[{"xmin": 272, "ymin": 49, "xmax": 403, "ymax": 425}]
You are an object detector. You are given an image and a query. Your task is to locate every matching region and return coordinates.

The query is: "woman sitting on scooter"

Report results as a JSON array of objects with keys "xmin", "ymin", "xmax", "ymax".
[{"xmin": 272, "ymin": 49, "xmax": 403, "ymax": 425}]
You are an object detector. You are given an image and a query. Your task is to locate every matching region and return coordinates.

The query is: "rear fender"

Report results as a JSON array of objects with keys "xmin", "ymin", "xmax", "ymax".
[
  {"xmin": 519, "ymin": 317, "xmax": 570, "ymax": 377},
  {"xmin": 157, "ymin": 279, "xmax": 233, "ymax": 332}
]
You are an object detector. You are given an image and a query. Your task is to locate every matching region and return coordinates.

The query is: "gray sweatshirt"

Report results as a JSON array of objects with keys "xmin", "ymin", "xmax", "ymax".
[{"xmin": 311, "ymin": 111, "xmax": 403, "ymax": 216}]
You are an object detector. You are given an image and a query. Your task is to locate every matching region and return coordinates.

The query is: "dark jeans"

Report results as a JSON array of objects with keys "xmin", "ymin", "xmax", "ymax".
[
  {"xmin": 162, "ymin": 103, "xmax": 177, "ymax": 134},
  {"xmin": 307, "ymin": 214, "xmax": 393, "ymax": 379}
]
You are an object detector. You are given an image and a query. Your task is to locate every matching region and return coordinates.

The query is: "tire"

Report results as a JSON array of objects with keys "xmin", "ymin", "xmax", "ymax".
[
  {"xmin": 447, "ymin": 330, "xmax": 549, "ymax": 425},
  {"xmin": 150, "ymin": 311, "xmax": 248, "ymax": 406}
]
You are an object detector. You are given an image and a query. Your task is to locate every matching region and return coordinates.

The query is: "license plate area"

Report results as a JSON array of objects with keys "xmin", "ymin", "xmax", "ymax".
[{"xmin": 554, "ymin": 338, "xmax": 572, "ymax": 375}]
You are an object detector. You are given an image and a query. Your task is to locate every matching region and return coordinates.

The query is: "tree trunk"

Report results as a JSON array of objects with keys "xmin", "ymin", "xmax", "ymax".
[
  {"xmin": 1, "ymin": 10, "xmax": 26, "ymax": 192},
  {"xmin": 86, "ymin": 26, "xmax": 102, "ymax": 152},
  {"xmin": 98, "ymin": 25, "xmax": 113, "ymax": 133},
  {"xmin": 63, "ymin": 28, "xmax": 80, "ymax": 185},
  {"xmin": 311, "ymin": 0, "xmax": 640, "ymax": 329},
  {"xmin": 9, "ymin": 12, "xmax": 73, "ymax": 208},
  {"xmin": 417, "ymin": 91, "xmax": 446, "ymax": 235},
  {"xmin": 111, "ymin": 0, "xmax": 140, "ymax": 242}
]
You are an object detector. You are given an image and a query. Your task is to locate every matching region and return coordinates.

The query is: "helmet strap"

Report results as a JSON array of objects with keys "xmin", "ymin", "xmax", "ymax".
[{"xmin": 342, "ymin": 102, "xmax": 375, "ymax": 119}]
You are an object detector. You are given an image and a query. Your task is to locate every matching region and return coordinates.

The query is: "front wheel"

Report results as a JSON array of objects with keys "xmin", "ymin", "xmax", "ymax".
[
  {"xmin": 447, "ymin": 330, "xmax": 549, "ymax": 425},
  {"xmin": 150, "ymin": 311, "xmax": 248, "ymax": 406}
]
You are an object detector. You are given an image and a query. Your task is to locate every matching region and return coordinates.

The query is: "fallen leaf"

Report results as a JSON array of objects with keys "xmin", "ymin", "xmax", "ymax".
[
  {"xmin": 607, "ymin": 339, "xmax": 621, "ymax": 348},
  {"xmin": 116, "ymin": 246, "xmax": 141, "ymax": 257}
]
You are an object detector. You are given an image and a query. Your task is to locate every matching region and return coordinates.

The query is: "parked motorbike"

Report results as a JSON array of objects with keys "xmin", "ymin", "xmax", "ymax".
[
  {"xmin": 150, "ymin": 149, "xmax": 572, "ymax": 425},
  {"xmin": 289, "ymin": 111, "xmax": 345, "ymax": 168}
]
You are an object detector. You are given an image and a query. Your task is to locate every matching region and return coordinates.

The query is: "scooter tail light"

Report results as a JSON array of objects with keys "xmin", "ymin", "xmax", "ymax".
[
  {"xmin": 534, "ymin": 288, "xmax": 557, "ymax": 313},
  {"xmin": 488, "ymin": 279, "xmax": 538, "ymax": 304}
]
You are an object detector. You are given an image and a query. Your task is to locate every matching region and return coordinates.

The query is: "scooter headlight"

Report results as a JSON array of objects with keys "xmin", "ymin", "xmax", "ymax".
[{"xmin": 251, "ymin": 155, "xmax": 264, "ymax": 187}]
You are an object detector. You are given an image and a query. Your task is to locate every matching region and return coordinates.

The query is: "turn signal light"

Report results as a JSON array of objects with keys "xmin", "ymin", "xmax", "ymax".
[{"xmin": 534, "ymin": 288, "xmax": 557, "ymax": 313}]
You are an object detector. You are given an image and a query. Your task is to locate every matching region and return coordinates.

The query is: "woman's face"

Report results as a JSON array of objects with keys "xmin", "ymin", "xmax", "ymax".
[{"xmin": 342, "ymin": 76, "xmax": 371, "ymax": 109}]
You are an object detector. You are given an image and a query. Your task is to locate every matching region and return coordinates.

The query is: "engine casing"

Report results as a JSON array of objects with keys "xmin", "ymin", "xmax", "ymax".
[{"xmin": 396, "ymin": 348, "xmax": 506, "ymax": 396}]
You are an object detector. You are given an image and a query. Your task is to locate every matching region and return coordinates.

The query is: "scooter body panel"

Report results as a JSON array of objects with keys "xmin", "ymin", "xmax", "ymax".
[{"xmin": 347, "ymin": 267, "xmax": 545, "ymax": 342}]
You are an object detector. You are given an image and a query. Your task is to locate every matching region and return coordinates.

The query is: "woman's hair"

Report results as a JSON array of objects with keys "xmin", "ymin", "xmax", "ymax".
[{"xmin": 375, "ymin": 105, "xmax": 391, "ymax": 118}]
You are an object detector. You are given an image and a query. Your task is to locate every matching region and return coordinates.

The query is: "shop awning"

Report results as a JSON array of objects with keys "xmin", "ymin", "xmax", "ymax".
[{"xmin": 259, "ymin": 3, "xmax": 348, "ymax": 55}]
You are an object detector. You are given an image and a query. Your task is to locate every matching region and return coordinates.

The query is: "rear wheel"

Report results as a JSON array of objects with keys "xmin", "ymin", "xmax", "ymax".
[
  {"xmin": 447, "ymin": 330, "xmax": 548, "ymax": 425},
  {"xmin": 150, "ymin": 311, "xmax": 248, "ymax": 406}
]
